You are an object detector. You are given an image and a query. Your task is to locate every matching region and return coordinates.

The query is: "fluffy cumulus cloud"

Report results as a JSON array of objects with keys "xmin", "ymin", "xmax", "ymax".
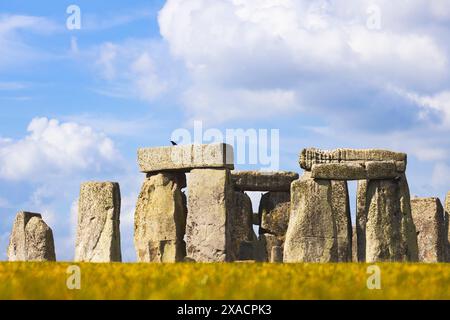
[
  {"xmin": 158, "ymin": 0, "xmax": 450, "ymax": 126},
  {"xmin": 0, "ymin": 117, "xmax": 119, "ymax": 181}
]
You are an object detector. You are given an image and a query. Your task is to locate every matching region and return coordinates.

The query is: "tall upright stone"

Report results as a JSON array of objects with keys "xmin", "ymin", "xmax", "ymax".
[
  {"xmin": 258, "ymin": 192, "xmax": 291, "ymax": 262},
  {"xmin": 411, "ymin": 197, "xmax": 446, "ymax": 262},
  {"xmin": 186, "ymin": 168, "xmax": 234, "ymax": 262},
  {"xmin": 7, "ymin": 211, "xmax": 56, "ymax": 261},
  {"xmin": 231, "ymin": 191, "xmax": 255, "ymax": 260},
  {"xmin": 356, "ymin": 180, "xmax": 368, "ymax": 262},
  {"xmin": 284, "ymin": 173, "xmax": 351, "ymax": 262},
  {"xmin": 445, "ymin": 192, "xmax": 450, "ymax": 262},
  {"xmin": 75, "ymin": 182, "xmax": 121, "ymax": 262},
  {"xmin": 365, "ymin": 175, "xmax": 418, "ymax": 262},
  {"xmin": 134, "ymin": 173, "xmax": 187, "ymax": 262}
]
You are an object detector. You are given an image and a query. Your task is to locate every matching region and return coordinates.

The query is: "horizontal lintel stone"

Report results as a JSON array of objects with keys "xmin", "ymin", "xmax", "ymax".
[
  {"xmin": 138, "ymin": 143, "xmax": 234, "ymax": 173},
  {"xmin": 231, "ymin": 171, "xmax": 299, "ymax": 191},
  {"xmin": 310, "ymin": 161, "xmax": 402, "ymax": 180},
  {"xmin": 300, "ymin": 148, "xmax": 407, "ymax": 171}
]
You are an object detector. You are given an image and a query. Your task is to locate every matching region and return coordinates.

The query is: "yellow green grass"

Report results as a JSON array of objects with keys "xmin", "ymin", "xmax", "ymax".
[{"xmin": 0, "ymin": 262, "xmax": 449, "ymax": 300}]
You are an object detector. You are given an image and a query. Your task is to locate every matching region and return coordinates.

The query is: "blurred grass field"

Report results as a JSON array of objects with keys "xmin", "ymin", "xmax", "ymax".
[{"xmin": 0, "ymin": 262, "xmax": 449, "ymax": 300}]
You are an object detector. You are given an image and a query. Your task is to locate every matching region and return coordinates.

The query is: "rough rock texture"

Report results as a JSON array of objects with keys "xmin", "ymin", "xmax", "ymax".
[
  {"xmin": 365, "ymin": 176, "xmax": 418, "ymax": 262},
  {"xmin": 356, "ymin": 180, "xmax": 368, "ymax": 262},
  {"xmin": 256, "ymin": 233, "xmax": 282, "ymax": 262},
  {"xmin": 75, "ymin": 182, "xmax": 121, "ymax": 262},
  {"xmin": 270, "ymin": 246, "xmax": 283, "ymax": 263},
  {"xmin": 446, "ymin": 192, "xmax": 450, "ymax": 261},
  {"xmin": 231, "ymin": 171, "xmax": 299, "ymax": 191},
  {"xmin": 411, "ymin": 197, "xmax": 446, "ymax": 262},
  {"xmin": 134, "ymin": 173, "xmax": 187, "ymax": 262},
  {"xmin": 300, "ymin": 148, "xmax": 406, "ymax": 172},
  {"xmin": 186, "ymin": 169, "xmax": 234, "ymax": 262},
  {"xmin": 231, "ymin": 191, "xmax": 256, "ymax": 259},
  {"xmin": 310, "ymin": 161, "xmax": 400, "ymax": 180},
  {"xmin": 283, "ymin": 173, "xmax": 351, "ymax": 262},
  {"xmin": 259, "ymin": 192, "xmax": 290, "ymax": 237},
  {"xmin": 7, "ymin": 212, "xmax": 56, "ymax": 261},
  {"xmin": 352, "ymin": 226, "xmax": 358, "ymax": 262},
  {"xmin": 256, "ymin": 192, "xmax": 291, "ymax": 262},
  {"xmin": 138, "ymin": 143, "xmax": 234, "ymax": 173}
]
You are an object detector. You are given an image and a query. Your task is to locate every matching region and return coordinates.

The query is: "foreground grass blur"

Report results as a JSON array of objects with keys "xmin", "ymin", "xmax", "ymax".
[{"xmin": 0, "ymin": 262, "xmax": 449, "ymax": 300}]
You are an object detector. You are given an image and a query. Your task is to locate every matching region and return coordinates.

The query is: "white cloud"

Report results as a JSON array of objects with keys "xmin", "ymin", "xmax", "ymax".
[
  {"xmin": 158, "ymin": 0, "xmax": 450, "ymax": 123},
  {"xmin": 0, "ymin": 14, "xmax": 58, "ymax": 70},
  {"xmin": 0, "ymin": 117, "xmax": 120, "ymax": 181},
  {"xmin": 431, "ymin": 162, "xmax": 450, "ymax": 188},
  {"xmin": 93, "ymin": 40, "xmax": 170, "ymax": 102}
]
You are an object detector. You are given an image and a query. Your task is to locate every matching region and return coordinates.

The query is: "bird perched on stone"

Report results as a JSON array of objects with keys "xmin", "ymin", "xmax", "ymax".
[{"xmin": 170, "ymin": 140, "xmax": 177, "ymax": 146}]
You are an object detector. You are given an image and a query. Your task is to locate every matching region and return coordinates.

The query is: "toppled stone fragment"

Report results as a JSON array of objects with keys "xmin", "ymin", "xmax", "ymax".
[
  {"xmin": 259, "ymin": 192, "xmax": 290, "ymax": 237},
  {"xmin": 186, "ymin": 169, "xmax": 234, "ymax": 262},
  {"xmin": 8, "ymin": 211, "xmax": 56, "ymax": 261},
  {"xmin": 270, "ymin": 246, "xmax": 283, "ymax": 263},
  {"xmin": 231, "ymin": 171, "xmax": 298, "ymax": 191},
  {"xmin": 411, "ymin": 197, "xmax": 446, "ymax": 262},
  {"xmin": 134, "ymin": 173, "xmax": 186, "ymax": 262},
  {"xmin": 75, "ymin": 182, "xmax": 122, "ymax": 262},
  {"xmin": 138, "ymin": 143, "xmax": 234, "ymax": 173}
]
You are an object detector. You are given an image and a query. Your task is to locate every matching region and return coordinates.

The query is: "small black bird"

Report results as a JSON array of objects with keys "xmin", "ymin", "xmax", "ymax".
[{"xmin": 170, "ymin": 140, "xmax": 178, "ymax": 146}]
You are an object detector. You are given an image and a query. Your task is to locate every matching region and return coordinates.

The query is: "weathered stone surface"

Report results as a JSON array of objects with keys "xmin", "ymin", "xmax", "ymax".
[
  {"xmin": 270, "ymin": 246, "xmax": 283, "ymax": 263},
  {"xmin": 238, "ymin": 241, "xmax": 255, "ymax": 260},
  {"xmin": 230, "ymin": 191, "xmax": 255, "ymax": 259},
  {"xmin": 365, "ymin": 176, "xmax": 418, "ymax": 262},
  {"xmin": 259, "ymin": 192, "xmax": 290, "ymax": 237},
  {"xmin": 256, "ymin": 233, "xmax": 282, "ymax": 262},
  {"xmin": 411, "ymin": 197, "xmax": 446, "ymax": 262},
  {"xmin": 300, "ymin": 148, "xmax": 407, "ymax": 171},
  {"xmin": 138, "ymin": 143, "xmax": 234, "ymax": 173},
  {"xmin": 7, "ymin": 212, "xmax": 56, "ymax": 261},
  {"xmin": 231, "ymin": 171, "xmax": 299, "ymax": 191},
  {"xmin": 283, "ymin": 173, "xmax": 351, "ymax": 262},
  {"xmin": 352, "ymin": 226, "xmax": 358, "ymax": 262},
  {"xmin": 356, "ymin": 180, "xmax": 368, "ymax": 262},
  {"xmin": 75, "ymin": 182, "xmax": 121, "ymax": 262},
  {"xmin": 186, "ymin": 169, "xmax": 234, "ymax": 262},
  {"xmin": 310, "ymin": 161, "xmax": 400, "ymax": 180},
  {"xmin": 331, "ymin": 180, "xmax": 352, "ymax": 262},
  {"xmin": 134, "ymin": 173, "xmax": 186, "ymax": 262},
  {"xmin": 446, "ymin": 192, "xmax": 450, "ymax": 261}
]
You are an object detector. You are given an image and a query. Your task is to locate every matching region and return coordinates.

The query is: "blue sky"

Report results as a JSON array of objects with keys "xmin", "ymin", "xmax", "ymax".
[{"xmin": 1, "ymin": 0, "xmax": 450, "ymax": 261}]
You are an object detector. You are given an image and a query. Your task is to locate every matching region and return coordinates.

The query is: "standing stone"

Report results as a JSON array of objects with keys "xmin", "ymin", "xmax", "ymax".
[
  {"xmin": 134, "ymin": 173, "xmax": 187, "ymax": 262},
  {"xmin": 356, "ymin": 180, "xmax": 368, "ymax": 262},
  {"xmin": 270, "ymin": 246, "xmax": 283, "ymax": 263},
  {"xmin": 352, "ymin": 226, "xmax": 358, "ymax": 262},
  {"xmin": 331, "ymin": 180, "xmax": 352, "ymax": 262},
  {"xmin": 231, "ymin": 191, "xmax": 255, "ymax": 260},
  {"xmin": 445, "ymin": 192, "xmax": 450, "ymax": 261},
  {"xmin": 7, "ymin": 211, "xmax": 56, "ymax": 261},
  {"xmin": 365, "ymin": 176, "xmax": 418, "ymax": 262},
  {"xmin": 411, "ymin": 197, "xmax": 446, "ymax": 262},
  {"xmin": 75, "ymin": 182, "xmax": 121, "ymax": 262},
  {"xmin": 186, "ymin": 169, "xmax": 234, "ymax": 262},
  {"xmin": 257, "ymin": 192, "xmax": 290, "ymax": 261},
  {"xmin": 283, "ymin": 173, "xmax": 351, "ymax": 262}
]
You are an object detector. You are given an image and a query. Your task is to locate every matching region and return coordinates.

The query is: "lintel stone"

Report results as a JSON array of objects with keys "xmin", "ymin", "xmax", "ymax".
[
  {"xmin": 138, "ymin": 143, "xmax": 234, "ymax": 173},
  {"xmin": 231, "ymin": 171, "xmax": 299, "ymax": 191}
]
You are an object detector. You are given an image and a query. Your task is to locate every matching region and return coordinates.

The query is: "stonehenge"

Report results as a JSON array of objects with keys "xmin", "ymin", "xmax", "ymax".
[
  {"xmin": 75, "ymin": 182, "xmax": 122, "ymax": 262},
  {"xmin": 4, "ymin": 143, "xmax": 449, "ymax": 264},
  {"xmin": 7, "ymin": 211, "xmax": 56, "ymax": 261},
  {"xmin": 285, "ymin": 148, "xmax": 418, "ymax": 263}
]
